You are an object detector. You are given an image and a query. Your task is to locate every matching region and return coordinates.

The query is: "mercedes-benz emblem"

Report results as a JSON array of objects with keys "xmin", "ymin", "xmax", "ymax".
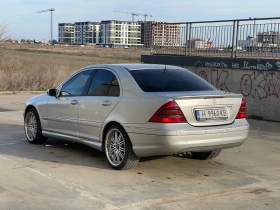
[{"xmin": 212, "ymin": 98, "xmax": 217, "ymax": 105}]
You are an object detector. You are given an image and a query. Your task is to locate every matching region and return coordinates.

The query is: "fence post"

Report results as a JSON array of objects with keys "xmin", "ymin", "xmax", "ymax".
[
  {"xmin": 188, "ymin": 23, "xmax": 192, "ymax": 56},
  {"xmin": 231, "ymin": 21, "xmax": 236, "ymax": 58},
  {"xmin": 185, "ymin": 23, "xmax": 189, "ymax": 56},
  {"xmin": 235, "ymin": 21, "xmax": 240, "ymax": 58}
]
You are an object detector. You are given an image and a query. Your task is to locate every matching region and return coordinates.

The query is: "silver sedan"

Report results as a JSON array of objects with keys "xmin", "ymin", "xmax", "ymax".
[{"xmin": 24, "ymin": 64, "xmax": 249, "ymax": 170}]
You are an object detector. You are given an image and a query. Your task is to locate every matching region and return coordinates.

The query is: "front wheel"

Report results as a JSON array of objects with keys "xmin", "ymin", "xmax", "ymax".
[
  {"xmin": 24, "ymin": 108, "xmax": 48, "ymax": 144},
  {"xmin": 191, "ymin": 150, "xmax": 222, "ymax": 160},
  {"xmin": 104, "ymin": 124, "xmax": 139, "ymax": 170}
]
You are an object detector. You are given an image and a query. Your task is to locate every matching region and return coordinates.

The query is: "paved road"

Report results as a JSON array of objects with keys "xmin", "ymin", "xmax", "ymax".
[{"xmin": 0, "ymin": 94, "xmax": 279, "ymax": 210}]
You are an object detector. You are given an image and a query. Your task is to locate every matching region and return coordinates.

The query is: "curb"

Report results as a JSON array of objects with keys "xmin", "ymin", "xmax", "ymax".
[{"xmin": 0, "ymin": 91, "xmax": 45, "ymax": 95}]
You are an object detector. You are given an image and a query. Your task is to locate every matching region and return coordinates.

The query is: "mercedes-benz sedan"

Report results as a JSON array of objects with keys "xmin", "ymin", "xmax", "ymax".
[{"xmin": 24, "ymin": 64, "xmax": 249, "ymax": 170}]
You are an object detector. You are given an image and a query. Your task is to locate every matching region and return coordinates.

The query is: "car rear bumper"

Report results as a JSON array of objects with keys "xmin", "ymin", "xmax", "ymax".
[{"xmin": 125, "ymin": 119, "xmax": 249, "ymax": 157}]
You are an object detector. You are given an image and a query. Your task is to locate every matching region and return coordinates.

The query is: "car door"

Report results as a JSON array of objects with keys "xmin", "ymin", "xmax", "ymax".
[
  {"xmin": 78, "ymin": 69, "xmax": 121, "ymax": 141},
  {"xmin": 47, "ymin": 70, "xmax": 93, "ymax": 137}
]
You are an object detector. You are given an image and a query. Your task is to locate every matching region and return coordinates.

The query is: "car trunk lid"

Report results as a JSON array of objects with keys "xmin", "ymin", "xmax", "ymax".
[{"xmin": 151, "ymin": 90, "xmax": 243, "ymax": 126}]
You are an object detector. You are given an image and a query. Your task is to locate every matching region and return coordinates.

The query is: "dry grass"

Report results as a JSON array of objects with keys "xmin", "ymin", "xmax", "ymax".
[
  {"xmin": 0, "ymin": 43, "xmax": 148, "ymax": 91},
  {"xmin": 3, "ymin": 43, "xmax": 149, "ymax": 60}
]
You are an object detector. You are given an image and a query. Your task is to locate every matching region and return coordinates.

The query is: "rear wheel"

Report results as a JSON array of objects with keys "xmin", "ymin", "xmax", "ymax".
[
  {"xmin": 104, "ymin": 124, "xmax": 139, "ymax": 170},
  {"xmin": 24, "ymin": 108, "xmax": 48, "ymax": 144},
  {"xmin": 191, "ymin": 150, "xmax": 222, "ymax": 160}
]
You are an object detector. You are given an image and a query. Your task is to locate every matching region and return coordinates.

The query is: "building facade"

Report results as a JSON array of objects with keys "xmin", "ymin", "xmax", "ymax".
[
  {"xmin": 100, "ymin": 20, "xmax": 142, "ymax": 47},
  {"xmin": 189, "ymin": 39, "xmax": 207, "ymax": 49},
  {"xmin": 74, "ymin": 22, "xmax": 100, "ymax": 45},
  {"xmin": 58, "ymin": 23, "xmax": 75, "ymax": 44},
  {"xmin": 141, "ymin": 21, "xmax": 180, "ymax": 48},
  {"xmin": 257, "ymin": 31, "xmax": 280, "ymax": 48},
  {"xmin": 59, "ymin": 20, "xmax": 183, "ymax": 48}
]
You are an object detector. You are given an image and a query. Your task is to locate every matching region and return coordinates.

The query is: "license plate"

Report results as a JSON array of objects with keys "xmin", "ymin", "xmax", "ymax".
[{"xmin": 196, "ymin": 108, "xmax": 228, "ymax": 121}]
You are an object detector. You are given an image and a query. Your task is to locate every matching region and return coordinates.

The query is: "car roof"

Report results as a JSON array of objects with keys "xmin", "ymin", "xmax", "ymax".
[{"xmin": 88, "ymin": 63, "xmax": 180, "ymax": 71}]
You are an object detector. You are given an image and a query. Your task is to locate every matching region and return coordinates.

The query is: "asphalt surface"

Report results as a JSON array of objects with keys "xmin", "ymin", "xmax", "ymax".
[{"xmin": 0, "ymin": 94, "xmax": 279, "ymax": 210}]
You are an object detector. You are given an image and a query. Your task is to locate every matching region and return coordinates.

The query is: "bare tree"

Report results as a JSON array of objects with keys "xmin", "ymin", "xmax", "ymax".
[
  {"xmin": 0, "ymin": 24, "xmax": 10, "ymax": 62},
  {"xmin": 0, "ymin": 24, "xmax": 10, "ymax": 41}
]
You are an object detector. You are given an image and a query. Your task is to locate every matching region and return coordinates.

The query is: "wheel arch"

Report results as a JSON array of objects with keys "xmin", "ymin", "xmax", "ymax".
[
  {"xmin": 101, "ymin": 121, "xmax": 128, "ymax": 152},
  {"xmin": 24, "ymin": 105, "xmax": 37, "ymax": 117},
  {"xmin": 24, "ymin": 105, "xmax": 45, "ymax": 129}
]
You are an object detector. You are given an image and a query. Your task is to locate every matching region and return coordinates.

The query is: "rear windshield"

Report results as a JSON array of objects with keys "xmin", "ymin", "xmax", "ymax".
[{"xmin": 130, "ymin": 69, "xmax": 216, "ymax": 92}]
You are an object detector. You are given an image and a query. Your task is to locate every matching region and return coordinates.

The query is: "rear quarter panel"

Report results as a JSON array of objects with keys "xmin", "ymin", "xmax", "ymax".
[{"xmin": 104, "ymin": 89, "xmax": 168, "ymax": 125}]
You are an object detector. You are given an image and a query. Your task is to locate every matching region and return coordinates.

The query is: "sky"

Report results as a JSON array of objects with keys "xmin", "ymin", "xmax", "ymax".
[{"xmin": 0, "ymin": 0, "xmax": 280, "ymax": 40}]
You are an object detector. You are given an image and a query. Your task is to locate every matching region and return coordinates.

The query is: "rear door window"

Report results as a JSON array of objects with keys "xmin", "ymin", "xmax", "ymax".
[
  {"xmin": 108, "ymin": 76, "xmax": 120, "ymax": 96},
  {"xmin": 130, "ymin": 69, "xmax": 215, "ymax": 92},
  {"xmin": 87, "ymin": 70, "xmax": 120, "ymax": 96}
]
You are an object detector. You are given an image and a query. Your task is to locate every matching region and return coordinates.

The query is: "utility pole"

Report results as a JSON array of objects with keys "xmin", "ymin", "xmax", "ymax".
[{"xmin": 37, "ymin": 8, "xmax": 56, "ymax": 45}]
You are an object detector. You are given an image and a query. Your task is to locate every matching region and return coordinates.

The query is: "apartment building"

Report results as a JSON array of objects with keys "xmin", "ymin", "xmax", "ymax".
[
  {"xmin": 257, "ymin": 31, "xmax": 280, "ymax": 47},
  {"xmin": 100, "ymin": 20, "xmax": 143, "ymax": 47},
  {"xmin": 58, "ymin": 23, "xmax": 75, "ymax": 44},
  {"xmin": 74, "ymin": 22, "xmax": 100, "ymax": 44},
  {"xmin": 141, "ymin": 21, "xmax": 180, "ymax": 47}
]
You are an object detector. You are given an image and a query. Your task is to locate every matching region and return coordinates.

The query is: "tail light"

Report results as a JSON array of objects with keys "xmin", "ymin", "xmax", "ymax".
[
  {"xmin": 236, "ymin": 98, "xmax": 246, "ymax": 119},
  {"xmin": 149, "ymin": 100, "xmax": 187, "ymax": 123}
]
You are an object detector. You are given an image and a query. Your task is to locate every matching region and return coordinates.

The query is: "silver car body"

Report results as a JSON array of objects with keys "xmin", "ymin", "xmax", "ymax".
[{"xmin": 24, "ymin": 64, "xmax": 249, "ymax": 157}]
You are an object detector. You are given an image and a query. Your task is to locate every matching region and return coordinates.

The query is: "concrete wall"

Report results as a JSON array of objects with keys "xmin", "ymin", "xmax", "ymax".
[
  {"xmin": 141, "ymin": 55, "xmax": 280, "ymax": 122},
  {"xmin": 187, "ymin": 66, "xmax": 280, "ymax": 122}
]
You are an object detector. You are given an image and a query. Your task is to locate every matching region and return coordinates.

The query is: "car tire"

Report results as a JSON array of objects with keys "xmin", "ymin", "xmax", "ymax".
[
  {"xmin": 191, "ymin": 150, "xmax": 222, "ymax": 160},
  {"xmin": 104, "ymin": 124, "xmax": 139, "ymax": 170},
  {"xmin": 24, "ymin": 108, "xmax": 48, "ymax": 144}
]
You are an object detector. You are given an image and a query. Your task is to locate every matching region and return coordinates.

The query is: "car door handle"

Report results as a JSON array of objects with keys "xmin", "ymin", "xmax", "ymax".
[
  {"xmin": 70, "ymin": 100, "xmax": 79, "ymax": 105},
  {"xmin": 102, "ymin": 100, "xmax": 112, "ymax": 106}
]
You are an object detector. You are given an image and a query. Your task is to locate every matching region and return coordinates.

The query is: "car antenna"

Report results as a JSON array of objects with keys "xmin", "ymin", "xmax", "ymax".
[{"xmin": 164, "ymin": 65, "xmax": 167, "ymax": 72}]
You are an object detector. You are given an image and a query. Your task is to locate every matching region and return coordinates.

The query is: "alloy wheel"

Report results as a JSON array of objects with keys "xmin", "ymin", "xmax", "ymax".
[
  {"xmin": 25, "ymin": 112, "xmax": 38, "ymax": 141},
  {"xmin": 105, "ymin": 129, "xmax": 126, "ymax": 167}
]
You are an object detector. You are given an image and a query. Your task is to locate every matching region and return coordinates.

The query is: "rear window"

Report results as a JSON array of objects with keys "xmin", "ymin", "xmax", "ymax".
[{"xmin": 130, "ymin": 69, "xmax": 216, "ymax": 92}]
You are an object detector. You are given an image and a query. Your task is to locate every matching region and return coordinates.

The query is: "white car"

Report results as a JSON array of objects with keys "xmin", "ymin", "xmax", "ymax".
[{"xmin": 24, "ymin": 64, "xmax": 249, "ymax": 170}]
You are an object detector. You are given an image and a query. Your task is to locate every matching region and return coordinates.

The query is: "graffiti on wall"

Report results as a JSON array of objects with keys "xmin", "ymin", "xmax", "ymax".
[
  {"xmin": 198, "ymin": 69, "xmax": 280, "ymax": 99},
  {"xmin": 199, "ymin": 69, "xmax": 230, "ymax": 92},
  {"xmin": 240, "ymin": 72, "xmax": 280, "ymax": 99},
  {"xmin": 194, "ymin": 59, "xmax": 278, "ymax": 71}
]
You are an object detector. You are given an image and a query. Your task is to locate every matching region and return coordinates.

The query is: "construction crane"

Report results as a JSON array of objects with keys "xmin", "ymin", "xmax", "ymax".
[
  {"xmin": 36, "ymin": 8, "xmax": 56, "ymax": 45},
  {"xmin": 114, "ymin": 10, "xmax": 139, "ymax": 22},
  {"xmin": 114, "ymin": 10, "xmax": 153, "ymax": 22},
  {"xmin": 137, "ymin": 12, "xmax": 153, "ymax": 22}
]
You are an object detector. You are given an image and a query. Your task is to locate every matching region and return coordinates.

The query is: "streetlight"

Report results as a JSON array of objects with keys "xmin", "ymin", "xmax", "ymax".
[{"xmin": 249, "ymin": 17, "xmax": 257, "ymax": 39}]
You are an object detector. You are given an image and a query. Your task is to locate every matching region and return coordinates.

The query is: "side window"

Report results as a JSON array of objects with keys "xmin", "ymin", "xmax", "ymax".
[
  {"xmin": 108, "ymin": 76, "xmax": 120, "ymax": 96},
  {"xmin": 87, "ymin": 70, "xmax": 120, "ymax": 96},
  {"xmin": 61, "ymin": 70, "xmax": 92, "ymax": 96}
]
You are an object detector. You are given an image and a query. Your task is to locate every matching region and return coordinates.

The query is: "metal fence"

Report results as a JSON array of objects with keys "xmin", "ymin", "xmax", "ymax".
[{"xmin": 149, "ymin": 17, "xmax": 280, "ymax": 58}]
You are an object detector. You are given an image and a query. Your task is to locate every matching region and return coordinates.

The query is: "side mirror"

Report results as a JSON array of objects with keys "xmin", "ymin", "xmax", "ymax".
[
  {"xmin": 56, "ymin": 89, "xmax": 61, "ymax": 97},
  {"xmin": 47, "ymin": 88, "xmax": 57, "ymax": 97}
]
